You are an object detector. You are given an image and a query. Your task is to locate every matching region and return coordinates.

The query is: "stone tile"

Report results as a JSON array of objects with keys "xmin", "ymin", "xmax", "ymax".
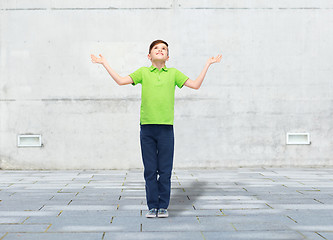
[
  {"xmin": 117, "ymin": 204, "xmax": 147, "ymax": 211},
  {"xmin": 41, "ymin": 204, "xmax": 118, "ymax": 211},
  {"xmin": 196, "ymin": 203, "xmax": 270, "ymax": 210},
  {"xmin": 0, "ymin": 224, "xmax": 50, "ymax": 233},
  {"xmin": 273, "ymin": 204, "xmax": 333, "ymax": 210},
  {"xmin": 4, "ymin": 233, "xmax": 102, "ymax": 240},
  {"xmin": 203, "ymin": 231, "xmax": 305, "ymax": 240},
  {"xmin": 291, "ymin": 225, "xmax": 333, "ymax": 232},
  {"xmin": 0, "ymin": 211, "xmax": 58, "ymax": 217},
  {"xmin": 141, "ymin": 217, "xmax": 201, "ymax": 232},
  {"xmin": 286, "ymin": 210, "xmax": 333, "ymax": 225},
  {"xmin": 222, "ymin": 209, "xmax": 284, "ymax": 216},
  {"xmin": 47, "ymin": 224, "xmax": 124, "ymax": 233},
  {"xmin": 104, "ymin": 231, "xmax": 203, "ymax": 240},
  {"xmin": 167, "ymin": 209, "xmax": 223, "ymax": 217},
  {"xmin": 0, "ymin": 217, "xmax": 27, "ymax": 224},
  {"xmin": 194, "ymin": 216, "xmax": 237, "ymax": 232},
  {"xmin": 231, "ymin": 221, "xmax": 292, "ymax": 231}
]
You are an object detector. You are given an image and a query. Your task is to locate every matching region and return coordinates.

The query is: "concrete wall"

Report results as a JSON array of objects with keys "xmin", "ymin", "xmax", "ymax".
[{"xmin": 1, "ymin": 0, "xmax": 333, "ymax": 169}]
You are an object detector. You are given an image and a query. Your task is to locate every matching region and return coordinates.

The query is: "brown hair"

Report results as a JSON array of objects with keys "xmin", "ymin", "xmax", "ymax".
[{"xmin": 149, "ymin": 40, "xmax": 169, "ymax": 55}]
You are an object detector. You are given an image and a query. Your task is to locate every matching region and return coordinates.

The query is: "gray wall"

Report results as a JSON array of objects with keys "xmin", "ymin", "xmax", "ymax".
[{"xmin": 1, "ymin": 0, "xmax": 333, "ymax": 169}]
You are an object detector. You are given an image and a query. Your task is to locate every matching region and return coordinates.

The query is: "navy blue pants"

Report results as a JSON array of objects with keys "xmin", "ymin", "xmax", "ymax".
[{"xmin": 140, "ymin": 124, "xmax": 174, "ymax": 210}]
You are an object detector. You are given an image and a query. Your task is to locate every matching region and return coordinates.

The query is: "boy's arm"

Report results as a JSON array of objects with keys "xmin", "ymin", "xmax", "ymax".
[
  {"xmin": 91, "ymin": 54, "xmax": 133, "ymax": 86},
  {"xmin": 184, "ymin": 54, "xmax": 222, "ymax": 90}
]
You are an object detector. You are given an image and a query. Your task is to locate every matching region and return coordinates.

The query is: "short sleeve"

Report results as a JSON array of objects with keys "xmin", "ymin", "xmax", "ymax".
[
  {"xmin": 175, "ymin": 69, "xmax": 189, "ymax": 89},
  {"xmin": 129, "ymin": 67, "xmax": 143, "ymax": 86}
]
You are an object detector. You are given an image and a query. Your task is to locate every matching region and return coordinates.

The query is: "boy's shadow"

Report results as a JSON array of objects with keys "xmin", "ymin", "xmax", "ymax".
[{"xmin": 169, "ymin": 180, "xmax": 207, "ymax": 216}]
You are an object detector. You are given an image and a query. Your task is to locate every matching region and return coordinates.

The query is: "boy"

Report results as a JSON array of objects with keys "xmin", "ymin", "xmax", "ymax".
[{"xmin": 91, "ymin": 40, "xmax": 222, "ymax": 218}]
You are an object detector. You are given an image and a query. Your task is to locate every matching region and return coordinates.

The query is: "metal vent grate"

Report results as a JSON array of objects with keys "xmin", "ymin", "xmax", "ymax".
[
  {"xmin": 286, "ymin": 133, "xmax": 310, "ymax": 145},
  {"xmin": 18, "ymin": 134, "xmax": 42, "ymax": 147}
]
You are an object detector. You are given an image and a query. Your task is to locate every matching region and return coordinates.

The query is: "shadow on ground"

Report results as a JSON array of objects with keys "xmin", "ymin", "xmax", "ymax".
[{"xmin": 169, "ymin": 180, "xmax": 207, "ymax": 216}]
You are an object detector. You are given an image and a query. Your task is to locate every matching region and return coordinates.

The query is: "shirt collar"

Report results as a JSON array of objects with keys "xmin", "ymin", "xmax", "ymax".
[{"xmin": 149, "ymin": 65, "xmax": 168, "ymax": 72}]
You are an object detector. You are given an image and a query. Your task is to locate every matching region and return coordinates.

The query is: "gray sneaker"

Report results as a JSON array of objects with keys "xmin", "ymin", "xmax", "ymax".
[
  {"xmin": 157, "ymin": 208, "xmax": 169, "ymax": 218},
  {"xmin": 146, "ymin": 208, "xmax": 158, "ymax": 218}
]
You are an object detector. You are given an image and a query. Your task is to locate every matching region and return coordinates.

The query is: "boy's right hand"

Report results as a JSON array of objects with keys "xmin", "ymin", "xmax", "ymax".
[{"xmin": 91, "ymin": 54, "xmax": 107, "ymax": 65}]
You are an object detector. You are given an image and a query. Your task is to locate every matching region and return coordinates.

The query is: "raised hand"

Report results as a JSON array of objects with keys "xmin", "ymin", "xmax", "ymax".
[
  {"xmin": 207, "ymin": 54, "xmax": 222, "ymax": 65},
  {"xmin": 91, "ymin": 54, "xmax": 107, "ymax": 65}
]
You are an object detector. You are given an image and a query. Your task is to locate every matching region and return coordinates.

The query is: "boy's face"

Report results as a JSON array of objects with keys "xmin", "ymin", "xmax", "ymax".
[{"xmin": 148, "ymin": 43, "xmax": 169, "ymax": 62}]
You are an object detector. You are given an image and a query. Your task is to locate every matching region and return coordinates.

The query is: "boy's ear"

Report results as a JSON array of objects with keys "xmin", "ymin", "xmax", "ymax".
[{"xmin": 147, "ymin": 54, "xmax": 152, "ymax": 61}]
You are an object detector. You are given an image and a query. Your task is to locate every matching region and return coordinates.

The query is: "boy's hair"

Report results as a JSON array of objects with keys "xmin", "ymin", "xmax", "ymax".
[{"xmin": 149, "ymin": 40, "xmax": 169, "ymax": 55}]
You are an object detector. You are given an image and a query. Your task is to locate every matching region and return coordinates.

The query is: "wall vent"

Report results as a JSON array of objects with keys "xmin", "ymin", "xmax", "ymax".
[
  {"xmin": 286, "ymin": 133, "xmax": 310, "ymax": 145},
  {"xmin": 18, "ymin": 134, "xmax": 42, "ymax": 147}
]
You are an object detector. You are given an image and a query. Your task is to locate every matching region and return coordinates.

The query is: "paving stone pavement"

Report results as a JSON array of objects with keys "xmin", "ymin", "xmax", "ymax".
[{"xmin": 0, "ymin": 168, "xmax": 333, "ymax": 240}]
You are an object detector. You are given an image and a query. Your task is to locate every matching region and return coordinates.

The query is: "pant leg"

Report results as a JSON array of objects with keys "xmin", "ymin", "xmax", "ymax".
[
  {"xmin": 156, "ymin": 125, "xmax": 174, "ymax": 209},
  {"xmin": 140, "ymin": 124, "xmax": 159, "ymax": 210}
]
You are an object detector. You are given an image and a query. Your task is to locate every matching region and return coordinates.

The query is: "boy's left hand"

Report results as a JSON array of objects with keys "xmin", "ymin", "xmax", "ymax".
[{"xmin": 207, "ymin": 54, "xmax": 222, "ymax": 65}]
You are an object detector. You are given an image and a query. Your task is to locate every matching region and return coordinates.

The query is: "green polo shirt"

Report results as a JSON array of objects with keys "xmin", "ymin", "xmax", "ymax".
[{"xmin": 130, "ymin": 65, "xmax": 188, "ymax": 125}]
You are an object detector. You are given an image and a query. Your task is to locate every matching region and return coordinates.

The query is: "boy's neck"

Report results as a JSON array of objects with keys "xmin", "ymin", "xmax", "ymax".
[{"xmin": 151, "ymin": 61, "xmax": 166, "ymax": 70}]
